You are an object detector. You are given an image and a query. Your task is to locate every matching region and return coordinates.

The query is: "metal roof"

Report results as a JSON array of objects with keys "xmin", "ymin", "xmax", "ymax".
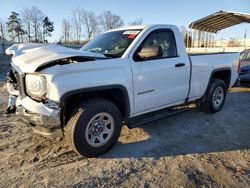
[{"xmin": 189, "ymin": 11, "xmax": 250, "ymax": 33}]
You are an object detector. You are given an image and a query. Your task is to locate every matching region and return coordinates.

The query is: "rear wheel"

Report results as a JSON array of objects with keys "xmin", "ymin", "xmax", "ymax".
[
  {"xmin": 200, "ymin": 79, "xmax": 227, "ymax": 113},
  {"xmin": 65, "ymin": 98, "xmax": 122, "ymax": 157}
]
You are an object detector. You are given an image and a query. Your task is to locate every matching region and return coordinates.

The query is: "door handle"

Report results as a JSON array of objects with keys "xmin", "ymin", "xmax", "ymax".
[{"xmin": 175, "ymin": 63, "xmax": 185, "ymax": 67}]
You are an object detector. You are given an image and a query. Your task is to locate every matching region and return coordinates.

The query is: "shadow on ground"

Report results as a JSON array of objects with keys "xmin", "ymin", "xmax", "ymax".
[{"xmin": 101, "ymin": 89, "xmax": 250, "ymax": 158}]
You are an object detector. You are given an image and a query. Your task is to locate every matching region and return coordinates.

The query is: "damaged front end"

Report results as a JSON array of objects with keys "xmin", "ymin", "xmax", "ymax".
[
  {"xmin": 4, "ymin": 43, "xmax": 107, "ymax": 138},
  {"xmin": 5, "ymin": 68, "xmax": 63, "ymax": 138},
  {"xmin": 6, "ymin": 69, "xmax": 23, "ymax": 113}
]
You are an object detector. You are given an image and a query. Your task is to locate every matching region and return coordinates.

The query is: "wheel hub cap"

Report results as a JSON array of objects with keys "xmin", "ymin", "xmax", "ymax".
[
  {"xmin": 91, "ymin": 121, "xmax": 104, "ymax": 136},
  {"xmin": 212, "ymin": 86, "xmax": 224, "ymax": 108},
  {"xmin": 85, "ymin": 112, "xmax": 115, "ymax": 148}
]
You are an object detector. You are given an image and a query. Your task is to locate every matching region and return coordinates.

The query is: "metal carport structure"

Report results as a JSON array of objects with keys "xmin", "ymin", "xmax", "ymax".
[
  {"xmin": 189, "ymin": 10, "xmax": 250, "ymax": 33},
  {"xmin": 187, "ymin": 11, "xmax": 250, "ymax": 49}
]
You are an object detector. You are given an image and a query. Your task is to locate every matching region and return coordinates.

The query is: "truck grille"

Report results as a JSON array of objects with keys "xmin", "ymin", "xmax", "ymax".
[
  {"xmin": 15, "ymin": 73, "xmax": 26, "ymax": 99},
  {"xmin": 7, "ymin": 68, "xmax": 26, "ymax": 99}
]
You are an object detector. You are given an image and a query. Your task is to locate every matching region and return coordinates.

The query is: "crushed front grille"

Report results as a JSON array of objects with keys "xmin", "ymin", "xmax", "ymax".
[{"xmin": 7, "ymin": 68, "xmax": 26, "ymax": 99}]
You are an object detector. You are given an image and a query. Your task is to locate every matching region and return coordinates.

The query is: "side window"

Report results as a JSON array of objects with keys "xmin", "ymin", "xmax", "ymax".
[{"xmin": 141, "ymin": 31, "xmax": 177, "ymax": 58}]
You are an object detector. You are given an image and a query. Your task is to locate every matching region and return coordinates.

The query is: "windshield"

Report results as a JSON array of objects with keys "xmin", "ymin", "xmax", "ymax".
[{"xmin": 80, "ymin": 30, "xmax": 141, "ymax": 58}]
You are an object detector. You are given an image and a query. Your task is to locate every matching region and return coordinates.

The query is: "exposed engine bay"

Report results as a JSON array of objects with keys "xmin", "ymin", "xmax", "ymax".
[{"xmin": 35, "ymin": 56, "xmax": 97, "ymax": 71}]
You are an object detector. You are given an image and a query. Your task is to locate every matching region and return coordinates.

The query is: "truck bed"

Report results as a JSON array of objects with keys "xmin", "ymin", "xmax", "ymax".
[{"xmin": 188, "ymin": 52, "xmax": 239, "ymax": 100}]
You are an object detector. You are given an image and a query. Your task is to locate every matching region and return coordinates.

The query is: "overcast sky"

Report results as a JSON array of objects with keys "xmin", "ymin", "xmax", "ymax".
[{"xmin": 0, "ymin": 0, "xmax": 249, "ymax": 42}]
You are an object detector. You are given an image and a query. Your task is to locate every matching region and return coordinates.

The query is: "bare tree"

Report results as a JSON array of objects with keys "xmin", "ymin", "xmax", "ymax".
[
  {"xmin": 61, "ymin": 19, "xmax": 71, "ymax": 44},
  {"xmin": 21, "ymin": 8, "xmax": 33, "ymax": 42},
  {"xmin": 89, "ymin": 14, "xmax": 99, "ymax": 39},
  {"xmin": 100, "ymin": 11, "xmax": 124, "ymax": 31},
  {"xmin": 71, "ymin": 8, "xmax": 82, "ymax": 43},
  {"xmin": 0, "ymin": 18, "xmax": 7, "ymax": 54},
  {"xmin": 30, "ymin": 7, "xmax": 45, "ymax": 42},
  {"xmin": 0, "ymin": 19, "xmax": 7, "ymax": 40},
  {"xmin": 80, "ymin": 9, "xmax": 98, "ymax": 40},
  {"xmin": 129, "ymin": 18, "xmax": 143, "ymax": 26}
]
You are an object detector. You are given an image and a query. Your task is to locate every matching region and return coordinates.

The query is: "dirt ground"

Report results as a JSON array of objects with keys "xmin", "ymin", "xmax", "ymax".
[{"xmin": 0, "ymin": 56, "xmax": 250, "ymax": 187}]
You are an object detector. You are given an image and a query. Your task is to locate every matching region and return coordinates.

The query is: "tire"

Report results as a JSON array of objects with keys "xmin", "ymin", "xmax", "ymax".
[
  {"xmin": 65, "ymin": 98, "xmax": 122, "ymax": 157},
  {"xmin": 200, "ymin": 79, "xmax": 227, "ymax": 113}
]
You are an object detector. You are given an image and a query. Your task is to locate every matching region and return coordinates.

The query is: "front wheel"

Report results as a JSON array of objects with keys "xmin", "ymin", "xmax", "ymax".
[
  {"xmin": 65, "ymin": 99, "xmax": 122, "ymax": 157},
  {"xmin": 200, "ymin": 79, "xmax": 227, "ymax": 113}
]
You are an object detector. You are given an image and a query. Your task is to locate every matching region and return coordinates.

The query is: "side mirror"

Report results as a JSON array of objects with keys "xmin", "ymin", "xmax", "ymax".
[{"xmin": 137, "ymin": 46, "xmax": 163, "ymax": 60}]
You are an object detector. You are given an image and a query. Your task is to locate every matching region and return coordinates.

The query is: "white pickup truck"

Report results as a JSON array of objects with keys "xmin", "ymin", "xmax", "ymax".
[{"xmin": 6, "ymin": 24, "xmax": 239, "ymax": 157}]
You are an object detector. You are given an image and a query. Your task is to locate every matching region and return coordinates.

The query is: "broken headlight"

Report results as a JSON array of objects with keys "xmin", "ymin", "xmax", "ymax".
[{"xmin": 25, "ymin": 74, "xmax": 47, "ymax": 98}]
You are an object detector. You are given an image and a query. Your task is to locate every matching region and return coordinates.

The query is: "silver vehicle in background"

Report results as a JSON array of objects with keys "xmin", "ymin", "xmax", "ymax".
[{"xmin": 239, "ymin": 49, "xmax": 250, "ymax": 85}]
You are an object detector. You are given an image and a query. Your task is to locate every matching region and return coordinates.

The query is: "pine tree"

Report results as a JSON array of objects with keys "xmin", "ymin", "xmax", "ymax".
[
  {"xmin": 7, "ymin": 12, "xmax": 24, "ymax": 42},
  {"xmin": 42, "ymin": 17, "xmax": 54, "ymax": 43}
]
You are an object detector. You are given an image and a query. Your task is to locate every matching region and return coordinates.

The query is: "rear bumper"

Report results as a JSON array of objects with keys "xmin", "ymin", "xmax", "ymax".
[{"xmin": 16, "ymin": 106, "xmax": 63, "ymax": 138}]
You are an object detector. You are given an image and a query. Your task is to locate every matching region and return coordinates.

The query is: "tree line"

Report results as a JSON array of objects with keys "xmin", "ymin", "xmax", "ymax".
[
  {"xmin": 0, "ymin": 7, "xmax": 54, "ymax": 43},
  {"xmin": 61, "ymin": 9, "xmax": 143, "ymax": 44},
  {"xmin": 0, "ymin": 8, "xmax": 244, "ymax": 48},
  {"xmin": 0, "ymin": 7, "xmax": 143, "ymax": 45}
]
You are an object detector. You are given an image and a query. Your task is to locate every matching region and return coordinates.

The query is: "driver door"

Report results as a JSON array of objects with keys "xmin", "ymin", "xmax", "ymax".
[{"xmin": 131, "ymin": 29, "xmax": 190, "ymax": 114}]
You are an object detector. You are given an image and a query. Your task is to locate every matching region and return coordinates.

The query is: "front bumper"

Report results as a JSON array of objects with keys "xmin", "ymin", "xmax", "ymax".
[
  {"xmin": 16, "ymin": 106, "xmax": 63, "ymax": 138},
  {"xmin": 8, "ymin": 95, "xmax": 63, "ymax": 138},
  {"xmin": 6, "ymin": 68, "xmax": 63, "ymax": 137}
]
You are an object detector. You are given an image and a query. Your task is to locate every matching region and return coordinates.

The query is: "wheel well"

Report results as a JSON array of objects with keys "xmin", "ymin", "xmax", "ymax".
[
  {"xmin": 211, "ymin": 69, "xmax": 231, "ymax": 88},
  {"xmin": 61, "ymin": 88, "xmax": 130, "ymax": 126}
]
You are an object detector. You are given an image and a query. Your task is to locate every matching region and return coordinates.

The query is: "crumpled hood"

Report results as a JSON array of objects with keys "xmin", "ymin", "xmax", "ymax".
[{"xmin": 6, "ymin": 43, "xmax": 106, "ymax": 73}]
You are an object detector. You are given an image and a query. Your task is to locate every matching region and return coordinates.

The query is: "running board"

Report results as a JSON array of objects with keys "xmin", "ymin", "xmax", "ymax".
[{"xmin": 128, "ymin": 108, "xmax": 188, "ymax": 129}]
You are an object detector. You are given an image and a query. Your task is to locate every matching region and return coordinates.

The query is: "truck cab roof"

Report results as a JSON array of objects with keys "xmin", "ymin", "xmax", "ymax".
[{"xmin": 109, "ymin": 24, "xmax": 178, "ymax": 32}]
